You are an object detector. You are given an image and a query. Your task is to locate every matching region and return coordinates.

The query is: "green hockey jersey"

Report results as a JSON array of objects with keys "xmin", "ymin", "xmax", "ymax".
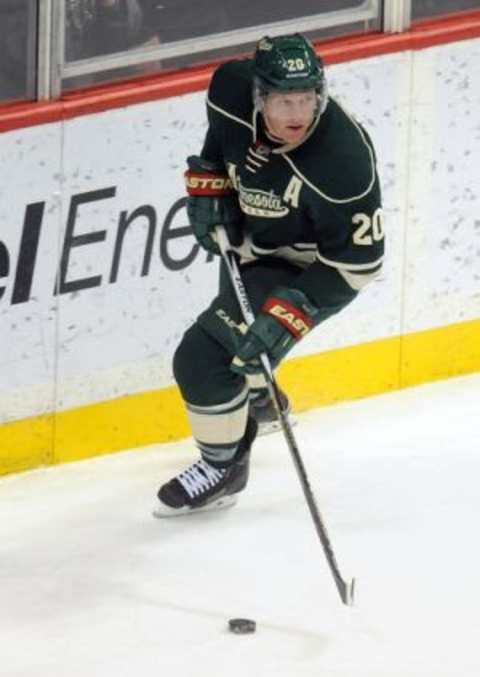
[{"xmin": 200, "ymin": 58, "xmax": 384, "ymax": 310}]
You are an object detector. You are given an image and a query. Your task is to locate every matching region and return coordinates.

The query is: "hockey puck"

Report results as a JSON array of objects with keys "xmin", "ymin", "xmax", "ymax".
[{"xmin": 228, "ymin": 618, "xmax": 256, "ymax": 634}]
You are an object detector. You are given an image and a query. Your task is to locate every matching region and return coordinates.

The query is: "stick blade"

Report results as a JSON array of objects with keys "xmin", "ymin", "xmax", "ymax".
[{"xmin": 341, "ymin": 577, "xmax": 356, "ymax": 606}]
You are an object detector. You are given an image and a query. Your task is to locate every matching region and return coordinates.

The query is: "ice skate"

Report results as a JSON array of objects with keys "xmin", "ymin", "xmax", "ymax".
[
  {"xmin": 249, "ymin": 388, "xmax": 295, "ymax": 436},
  {"xmin": 153, "ymin": 418, "xmax": 257, "ymax": 517}
]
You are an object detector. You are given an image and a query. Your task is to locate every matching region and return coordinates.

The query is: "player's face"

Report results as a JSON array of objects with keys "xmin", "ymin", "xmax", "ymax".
[{"xmin": 262, "ymin": 90, "xmax": 318, "ymax": 144}]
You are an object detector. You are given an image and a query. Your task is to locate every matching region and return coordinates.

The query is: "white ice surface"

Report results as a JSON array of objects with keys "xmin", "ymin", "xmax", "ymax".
[{"xmin": 2, "ymin": 373, "xmax": 480, "ymax": 677}]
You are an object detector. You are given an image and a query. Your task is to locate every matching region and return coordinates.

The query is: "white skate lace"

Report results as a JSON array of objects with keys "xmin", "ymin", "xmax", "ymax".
[{"xmin": 177, "ymin": 460, "xmax": 226, "ymax": 499}]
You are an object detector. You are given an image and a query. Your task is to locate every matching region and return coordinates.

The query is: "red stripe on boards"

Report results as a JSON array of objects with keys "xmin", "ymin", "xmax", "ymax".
[{"xmin": 1, "ymin": 10, "xmax": 480, "ymax": 133}]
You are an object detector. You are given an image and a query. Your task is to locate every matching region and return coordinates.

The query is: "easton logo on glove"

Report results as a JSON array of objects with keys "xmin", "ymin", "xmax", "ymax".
[
  {"xmin": 185, "ymin": 171, "xmax": 234, "ymax": 196},
  {"xmin": 263, "ymin": 297, "xmax": 313, "ymax": 339}
]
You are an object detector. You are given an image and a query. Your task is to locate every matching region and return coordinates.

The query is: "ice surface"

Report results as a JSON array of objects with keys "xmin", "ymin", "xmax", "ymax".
[{"xmin": 1, "ymin": 373, "xmax": 480, "ymax": 677}]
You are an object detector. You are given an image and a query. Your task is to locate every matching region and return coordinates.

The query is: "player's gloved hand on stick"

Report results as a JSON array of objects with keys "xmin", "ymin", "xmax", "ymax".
[
  {"xmin": 231, "ymin": 287, "xmax": 320, "ymax": 375},
  {"xmin": 185, "ymin": 155, "xmax": 244, "ymax": 254}
]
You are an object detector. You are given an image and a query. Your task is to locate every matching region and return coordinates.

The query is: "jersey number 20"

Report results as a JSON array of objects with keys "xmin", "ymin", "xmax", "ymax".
[{"xmin": 352, "ymin": 208, "xmax": 385, "ymax": 246}]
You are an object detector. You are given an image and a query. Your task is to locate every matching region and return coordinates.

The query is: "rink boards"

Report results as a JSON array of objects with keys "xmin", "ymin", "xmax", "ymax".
[{"xmin": 1, "ymin": 31, "xmax": 480, "ymax": 475}]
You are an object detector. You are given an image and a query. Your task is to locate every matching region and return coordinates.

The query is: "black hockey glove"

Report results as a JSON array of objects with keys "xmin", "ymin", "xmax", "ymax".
[
  {"xmin": 185, "ymin": 155, "xmax": 243, "ymax": 254},
  {"xmin": 231, "ymin": 287, "xmax": 320, "ymax": 375}
]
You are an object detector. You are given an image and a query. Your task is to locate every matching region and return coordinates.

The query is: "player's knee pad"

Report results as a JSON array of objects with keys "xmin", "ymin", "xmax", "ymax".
[
  {"xmin": 173, "ymin": 324, "xmax": 206, "ymax": 390},
  {"xmin": 173, "ymin": 323, "xmax": 242, "ymax": 405}
]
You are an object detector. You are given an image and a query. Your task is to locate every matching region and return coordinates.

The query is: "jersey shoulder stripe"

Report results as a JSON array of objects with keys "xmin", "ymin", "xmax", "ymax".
[{"xmin": 206, "ymin": 96, "xmax": 253, "ymax": 131}]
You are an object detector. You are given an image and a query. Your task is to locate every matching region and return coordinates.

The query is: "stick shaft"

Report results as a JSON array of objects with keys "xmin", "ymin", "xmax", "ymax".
[{"xmin": 215, "ymin": 227, "xmax": 355, "ymax": 606}]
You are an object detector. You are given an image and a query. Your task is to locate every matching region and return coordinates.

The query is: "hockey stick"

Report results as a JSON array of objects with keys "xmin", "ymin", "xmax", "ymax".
[{"xmin": 215, "ymin": 226, "xmax": 355, "ymax": 607}]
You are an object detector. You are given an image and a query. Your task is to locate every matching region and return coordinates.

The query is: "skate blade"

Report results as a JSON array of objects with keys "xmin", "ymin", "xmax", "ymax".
[
  {"xmin": 257, "ymin": 416, "xmax": 297, "ymax": 437},
  {"xmin": 152, "ymin": 494, "xmax": 237, "ymax": 518}
]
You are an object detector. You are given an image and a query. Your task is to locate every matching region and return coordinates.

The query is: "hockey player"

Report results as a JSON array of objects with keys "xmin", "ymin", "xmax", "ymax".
[{"xmin": 154, "ymin": 33, "xmax": 384, "ymax": 517}]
